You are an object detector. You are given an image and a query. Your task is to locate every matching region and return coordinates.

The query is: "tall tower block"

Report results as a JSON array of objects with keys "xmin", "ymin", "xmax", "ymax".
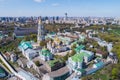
[
  {"xmin": 37, "ymin": 17, "xmax": 45, "ymax": 44},
  {"xmin": 65, "ymin": 13, "xmax": 68, "ymax": 21}
]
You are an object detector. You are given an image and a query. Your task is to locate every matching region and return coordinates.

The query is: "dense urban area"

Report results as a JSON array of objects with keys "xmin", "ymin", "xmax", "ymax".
[{"xmin": 0, "ymin": 16, "xmax": 120, "ymax": 80}]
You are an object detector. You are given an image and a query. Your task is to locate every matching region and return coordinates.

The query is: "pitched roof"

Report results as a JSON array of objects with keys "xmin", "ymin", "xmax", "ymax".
[
  {"xmin": 48, "ymin": 59, "xmax": 59, "ymax": 67},
  {"xmin": 96, "ymin": 50, "xmax": 104, "ymax": 54},
  {"xmin": 71, "ymin": 52, "xmax": 91, "ymax": 62},
  {"xmin": 0, "ymin": 67, "xmax": 5, "ymax": 73},
  {"xmin": 41, "ymin": 48, "xmax": 52, "ymax": 56},
  {"xmin": 75, "ymin": 68, "xmax": 86, "ymax": 73},
  {"xmin": 95, "ymin": 61, "xmax": 104, "ymax": 67},
  {"xmin": 18, "ymin": 70, "xmax": 39, "ymax": 80},
  {"xmin": 19, "ymin": 41, "xmax": 33, "ymax": 50},
  {"xmin": 71, "ymin": 53, "xmax": 83, "ymax": 62},
  {"xmin": 75, "ymin": 45, "xmax": 85, "ymax": 52}
]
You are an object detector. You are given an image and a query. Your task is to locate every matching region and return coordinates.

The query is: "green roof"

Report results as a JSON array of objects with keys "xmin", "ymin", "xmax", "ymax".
[
  {"xmin": 75, "ymin": 45, "xmax": 85, "ymax": 52},
  {"xmin": 75, "ymin": 68, "xmax": 85, "ymax": 73},
  {"xmin": 72, "ymin": 41, "xmax": 78, "ymax": 45},
  {"xmin": 0, "ymin": 33, "xmax": 4, "ymax": 39},
  {"xmin": 60, "ymin": 37, "xmax": 70, "ymax": 41},
  {"xmin": 41, "ymin": 48, "xmax": 52, "ymax": 56},
  {"xmin": 50, "ymin": 32, "xmax": 56, "ymax": 35},
  {"xmin": 71, "ymin": 52, "xmax": 90, "ymax": 62},
  {"xmin": 83, "ymin": 52, "xmax": 91, "ymax": 57},
  {"xmin": 95, "ymin": 61, "xmax": 104, "ymax": 67},
  {"xmin": 71, "ymin": 53, "xmax": 83, "ymax": 62},
  {"xmin": 0, "ymin": 68, "xmax": 5, "ymax": 73},
  {"xmin": 48, "ymin": 59, "xmax": 58, "ymax": 67},
  {"xmin": 19, "ymin": 41, "xmax": 33, "ymax": 50}
]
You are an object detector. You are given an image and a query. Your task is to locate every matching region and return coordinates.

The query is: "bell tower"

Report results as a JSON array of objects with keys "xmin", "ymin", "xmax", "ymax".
[{"xmin": 37, "ymin": 17, "xmax": 45, "ymax": 44}]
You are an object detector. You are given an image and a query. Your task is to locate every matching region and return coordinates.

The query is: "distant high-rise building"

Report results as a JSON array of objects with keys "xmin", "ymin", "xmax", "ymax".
[
  {"xmin": 56, "ymin": 16, "xmax": 59, "ymax": 21},
  {"xmin": 37, "ymin": 17, "xmax": 45, "ymax": 44},
  {"xmin": 65, "ymin": 13, "xmax": 68, "ymax": 21},
  {"xmin": 117, "ymin": 18, "xmax": 120, "ymax": 25}
]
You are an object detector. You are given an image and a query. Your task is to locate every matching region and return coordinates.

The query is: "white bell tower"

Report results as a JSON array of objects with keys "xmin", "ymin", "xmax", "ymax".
[{"xmin": 37, "ymin": 17, "xmax": 45, "ymax": 44}]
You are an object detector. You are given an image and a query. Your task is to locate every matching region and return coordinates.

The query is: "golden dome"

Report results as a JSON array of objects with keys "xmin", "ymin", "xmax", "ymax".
[
  {"xmin": 57, "ymin": 46, "xmax": 61, "ymax": 48},
  {"xmin": 54, "ymin": 37, "xmax": 61, "ymax": 43}
]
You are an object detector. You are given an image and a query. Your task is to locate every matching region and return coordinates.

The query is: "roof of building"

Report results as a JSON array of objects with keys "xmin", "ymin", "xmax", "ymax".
[
  {"xmin": 96, "ymin": 50, "xmax": 104, "ymax": 55},
  {"xmin": 80, "ymin": 50, "xmax": 94, "ymax": 56},
  {"xmin": 25, "ymin": 48, "xmax": 36, "ymax": 53},
  {"xmin": 19, "ymin": 41, "xmax": 33, "ymax": 50},
  {"xmin": 48, "ymin": 66, "xmax": 69, "ymax": 78},
  {"xmin": 59, "ymin": 36, "xmax": 71, "ymax": 42},
  {"xmin": 54, "ymin": 37, "xmax": 61, "ymax": 43},
  {"xmin": 48, "ymin": 59, "xmax": 59, "ymax": 67},
  {"xmin": 65, "ymin": 35, "xmax": 79, "ymax": 39},
  {"xmin": 50, "ymin": 32, "xmax": 56, "ymax": 35},
  {"xmin": 72, "ymin": 41, "xmax": 78, "ymax": 45},
  {"xmin": 17, "ymin": 58, "xmax": 29, "ymax": 65},
  {"xmin": 41, "ymin": 48, "xmax": 52, "ymax": 56},
  {"xmin": 0, "ymin": 67, "xmax": 5, "ymax": 73},
  {"xmin": 0, "ymin": 33, "xmax": 3, "ymax": 37},
  {"xmin": 0, "ymin": 32, "xmax": 7, "ymax": 39},
  {"xmin": 75, "ymin": 68, "xmax": 86, "ymax": 73},
  {"xmin": 75, "ymin": 45, "xmax": 85, "ymax": 52},
  {"xmin": 95, "ymin": 61, "xmax": 104, "ymax": 67},
  {"xmin": 71, "ymin": 51, "xmax": 91, "ymax": 62},
  {"xmin": 4, "ymin": 52, "xmax": 11, "ymax": 57},
  {"xmin": 17, "ymin": 70, "xmax": 38, "ymax": 80},
  {"xmin": 79, "ymin": 35, "xmax": 85, "ymax": 40}
]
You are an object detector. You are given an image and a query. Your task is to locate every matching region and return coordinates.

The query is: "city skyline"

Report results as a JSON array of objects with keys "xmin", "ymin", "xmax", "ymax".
[{"xmin": 0, "ymin": 0, "xmax": 120, "ymax": 17}]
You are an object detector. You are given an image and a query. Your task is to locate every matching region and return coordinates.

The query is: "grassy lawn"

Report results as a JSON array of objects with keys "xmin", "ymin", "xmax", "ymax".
[
  {"xmin": 108, "ymin": 29, "xmax": 120, "ymax": 36},
  {"xmin": 91, "ymin": 71, "xmax": 110, "ymax": 80},
  {"xmin": 90, "ymin": 64, "xmax": 113, "ymax": 80}
]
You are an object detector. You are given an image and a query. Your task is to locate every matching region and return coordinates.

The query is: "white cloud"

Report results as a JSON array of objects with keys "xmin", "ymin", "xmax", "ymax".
[
  {"xmin": 34, "ymin": 0, "xmax": 45, "ymax": 3},
  {"xmin": 52, "ymin": 3, "xmax": 59, "ymax": 7}
]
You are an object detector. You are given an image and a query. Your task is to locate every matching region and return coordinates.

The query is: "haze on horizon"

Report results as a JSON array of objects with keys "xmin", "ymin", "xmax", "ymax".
[{"xmin": 0, "ymin": 0, "xmax": 120, "ymax": 17}]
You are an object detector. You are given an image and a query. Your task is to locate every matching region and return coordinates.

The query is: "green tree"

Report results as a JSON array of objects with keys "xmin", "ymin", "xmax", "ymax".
[
  {"xmin": 102, "ymin": 51, "xmax": 108, "ymax": 59},
  {"xmin": 24, "ymin": 36, "xmax": 30, "ymax": 41},
  {"xmin": 30, "ymin": 34, "xmax": 37, "ymax": 42},
  {"xmin": 112, "ymin": 68, "xmax": 118, "ymax": 79},
  {"xmin": 93, "ymin": 41, "xmax": 99, "ymax": 48},
  {"xmin": 39, "ymin": 41, "xmax": 47, "ymax": 47},
  {"xmin": 71, "ymin": 44, "xmax": 76, "ymax": 50},
  {"xmin": 112, "ymin": 42, "xmax": 120, "ymax": 61},
  {"xmin": 35, "ymin": 61, "xmax": 41, "ymax": 67},
  {"xmin": 69, "ymin": 50, "xmax": 76, "ymax": 57},
  {"xmin": 62, "ymin": 52, "xmax": 69, "ymax": 61}
]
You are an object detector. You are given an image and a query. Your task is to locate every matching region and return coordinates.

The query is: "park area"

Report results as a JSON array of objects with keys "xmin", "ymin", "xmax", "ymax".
[{"xmin": 108, "ymin": 29, "xmax": 120, "ymax": 36}]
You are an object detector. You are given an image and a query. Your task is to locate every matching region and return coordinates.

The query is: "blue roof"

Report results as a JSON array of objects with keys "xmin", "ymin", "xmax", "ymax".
[
  {"xmin": 95, "ymin": 61, "xmax": 104, "ymax": 67},
  {"xmin": 19, "ymin": 41, "xmax": 33, "ymax": 50}
]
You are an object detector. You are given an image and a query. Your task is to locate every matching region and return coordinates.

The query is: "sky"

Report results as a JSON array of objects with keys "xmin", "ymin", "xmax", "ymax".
[{"xmin": 0, "ymin": 0, "xmax": 120, "ymax": 17}]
